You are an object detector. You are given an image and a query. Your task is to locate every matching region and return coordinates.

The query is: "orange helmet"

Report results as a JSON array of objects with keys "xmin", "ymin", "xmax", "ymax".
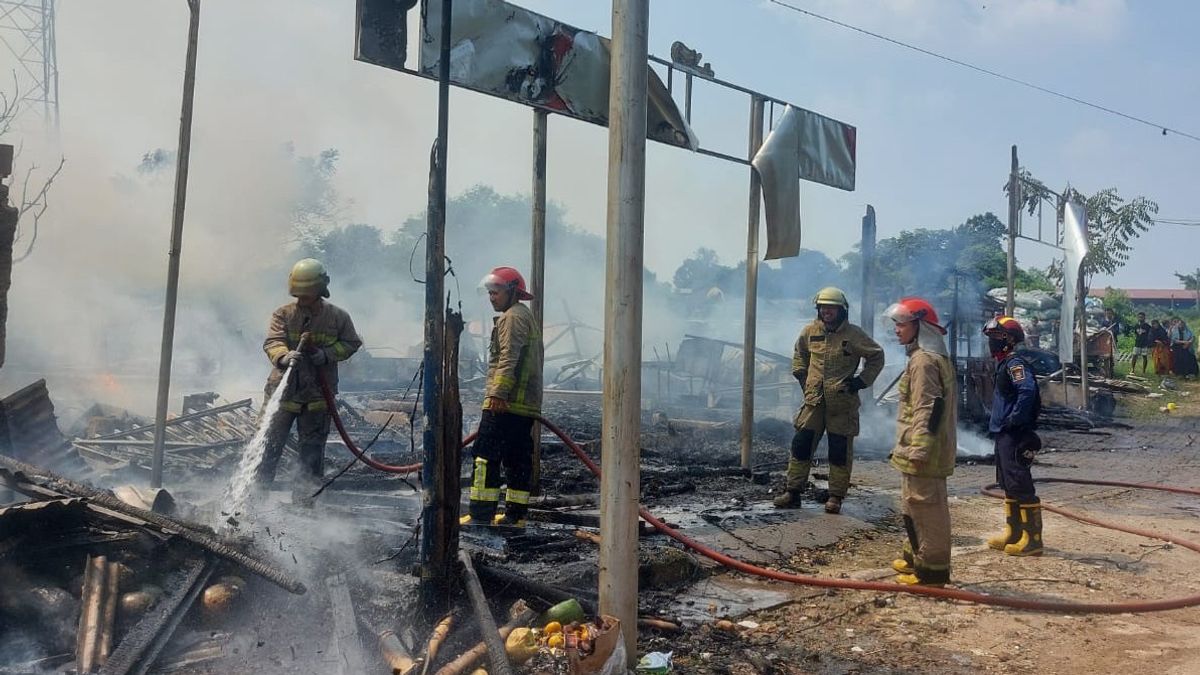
[
  {"xmin": 983, "ymin": 316, "xmax": 1025, "ymax": 344},
  {"xmin": 480, "ymin": 266, "xmax": 535, "ymax": 301},
  {"xmin": 883, "ymin": 297, "xmax": 946, "ymax": 335}
]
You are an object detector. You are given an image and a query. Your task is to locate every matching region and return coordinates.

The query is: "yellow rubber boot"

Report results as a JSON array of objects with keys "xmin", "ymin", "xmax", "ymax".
[
  {"xmin": 987, "ymin": 499, "xmax": 1020, "ymax": 551},
  {"xmin": 1004, "ymin": 503, "xmax": 1044, "ymax": 557},
  {"xmin": 895, "ymin": 564, "xmax": 949, "ymax": 587},
  {"xmin": 893, "ymin": 516, "xmax": 917, "ymax": 573}
]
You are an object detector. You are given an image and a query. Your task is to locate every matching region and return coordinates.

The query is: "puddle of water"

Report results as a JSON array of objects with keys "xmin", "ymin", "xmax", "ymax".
[{"xmin": 668, "ymin": 575, "xmax": 791, "ymax": 625}]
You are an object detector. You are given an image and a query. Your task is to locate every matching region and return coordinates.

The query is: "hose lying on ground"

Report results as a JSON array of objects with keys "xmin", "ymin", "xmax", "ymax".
[
  {"xmin": 533, "ymin": 414, "xmax": 1200, "ymax": 614},
  {"xmin": 317, "ymin": 376, "xmax": 1200, "ymax": 613}
]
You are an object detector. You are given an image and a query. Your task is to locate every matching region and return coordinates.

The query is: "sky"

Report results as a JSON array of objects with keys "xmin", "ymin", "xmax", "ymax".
[
  {"xmin": 9, "ymin": 0, "xmax": 1197, "ymax": 286},
  {"xmin": 0, "ymin": 0, "xmax": 1198, "ymax": 411}
]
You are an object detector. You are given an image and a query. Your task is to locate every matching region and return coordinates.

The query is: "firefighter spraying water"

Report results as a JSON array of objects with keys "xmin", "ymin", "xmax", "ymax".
[{"xmin": 220, "ymin": 259, "xmax": 361, "ymax": 524}]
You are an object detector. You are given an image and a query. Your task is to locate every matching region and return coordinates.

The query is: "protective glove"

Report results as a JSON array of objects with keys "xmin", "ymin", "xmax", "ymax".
[
  {"xmin": 309, "ymin": 348, "xmax": 329, "ymax": 366},
  {"xmin": 486, "ymin": 396, "xmax": 509, "ymax": 414},
  {"xmin": 847, "ymin": 376, "xmax": 868, "ymax": 392},
  {"xmin": 279, "ymin": 350, "xmax": 305, "ymax": 368}
]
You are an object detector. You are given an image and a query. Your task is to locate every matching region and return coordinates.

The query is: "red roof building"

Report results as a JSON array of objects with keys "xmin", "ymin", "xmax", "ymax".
[{"xmin": 1088, "ymin": 288, "xmax": 1199, "ymax": 308}]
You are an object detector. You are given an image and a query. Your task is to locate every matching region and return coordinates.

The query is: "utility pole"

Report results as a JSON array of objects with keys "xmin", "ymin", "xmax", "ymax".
[
  {"xmin": 859, "ymin": 205, "xmax": 876, "ymax": 335},
  {"xmin": 738, "ymin": 97, "xmax": 764, "ymax": 470},
  {"xmin": 419, "ymin": 0, "xmax": 453, "ymax": 610},
  {"xmin": 530, "ymin": 110, "xmax": 547, "ymax": 491},
  {"xmin": 860, "ymin": 205, "xmax": 877, "ymax": 394},
  {"xmin": 150, "ymin": 0, "xmax": 200, "ymax": 488},
  {"xmin": 1006, "ymin": 145, "xmax": 1019, "ymax": 317},
  {"xmin": 600, "ymin": 0, "xmax": 647, "ymax": 664}
]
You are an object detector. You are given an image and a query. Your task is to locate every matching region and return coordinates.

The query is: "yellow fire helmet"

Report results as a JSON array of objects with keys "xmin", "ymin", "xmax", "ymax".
[
  {"xmin": 814, "ymin": 286, "xmax": 849, "ymax": 309},
  {"xmin": 288, "ymin": 258, "xmax": 330, "ymax": 298}
]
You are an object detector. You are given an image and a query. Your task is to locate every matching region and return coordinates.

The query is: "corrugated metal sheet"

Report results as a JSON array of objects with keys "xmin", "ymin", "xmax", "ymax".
[{"xmin": 0, "ymin": 379, "xmax": 86, "ymax": 476}]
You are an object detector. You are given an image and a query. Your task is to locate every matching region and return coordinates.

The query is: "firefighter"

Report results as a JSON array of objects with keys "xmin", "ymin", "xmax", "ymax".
[
  {"xmin": 884, "ymin": 298, "xmax": 957, "ymax": 586},
  {"xmin": 775, "ymin": 287, "xmax": 885, "ymax": 513},
  {"xmin": 462, "ymin": 266, "xmax": 543, "ymax": 528},
  {"xmin": 258, "ymin": 259, "xmax": 362, "ymax": 504},
  {"xmin": 984, "ymin": 316, "xmax": 1044, "ymax": 556}
]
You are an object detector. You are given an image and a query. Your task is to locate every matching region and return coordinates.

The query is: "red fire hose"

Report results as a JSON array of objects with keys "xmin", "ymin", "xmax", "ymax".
[
  {"xmin": 534, "ymin": 414, "xmax": 1200, "ymax": 614},
  {"xmin": 316, "ymin": 374, "xmax": 1200, "ymax": 613}
]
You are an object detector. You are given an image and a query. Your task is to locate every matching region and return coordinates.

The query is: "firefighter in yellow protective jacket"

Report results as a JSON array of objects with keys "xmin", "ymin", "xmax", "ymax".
[
  {"xmin": 775, "ymin": 287, "xmax": 884, "ymax": 513},
  {"xmin": 258, "ymin": 259, "xmax": 362, "ymax": 501},
  {"xmin": 885, "ymin": 297, "xmax": 957, "ymax": 586},
  {"xmin": 462, "ymin": 266, "xmax": 543, "ymax": 527}
]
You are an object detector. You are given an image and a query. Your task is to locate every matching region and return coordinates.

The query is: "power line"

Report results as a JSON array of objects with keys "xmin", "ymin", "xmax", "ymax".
[
  {"xmin": 767, "ymin": 0, "xmax": 1200, "ymax": 144},
  {"xmin": 1155, "ymin": 219, "xmax": 1200, "ymax": 227}
]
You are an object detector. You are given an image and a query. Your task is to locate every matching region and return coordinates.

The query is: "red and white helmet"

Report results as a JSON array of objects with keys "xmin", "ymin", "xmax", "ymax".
[
  {"xmin": 480, "ymin": 266, "xmax": 535, "ymax": 301},
  {"xmin": 884, "ymin": 297, "xmax": 946, "ymax": 335}
]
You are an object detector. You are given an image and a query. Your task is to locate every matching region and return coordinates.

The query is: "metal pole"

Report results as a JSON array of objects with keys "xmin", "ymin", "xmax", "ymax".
[
  {"xmin": 738, "ymin": 97, "xmax": 764, "ymax": 471},
  {"xmin": 860, "ymin": 205, "xmax": 876, "ymax": 338},
  {"xmin": 950, "ymin": 273, "xmax": 959, "ymax": 364},
  {"xmin": 150, "ymin": 0, "xmax": 201, "ymax": 489},
  {"xmin": 530, "ymin": 109, "xmax": 547, "ymax": 492},
  {"xmin": 419, "ymin": 0, "xmax": 452, "ymax": 606},
  {"xmin": 600, "ymin": 0, "xmax": 647, "ymax": 663},
  {"xmin": 1006, "ymin": 145, "xmax": 1018, "ymax": 317}
]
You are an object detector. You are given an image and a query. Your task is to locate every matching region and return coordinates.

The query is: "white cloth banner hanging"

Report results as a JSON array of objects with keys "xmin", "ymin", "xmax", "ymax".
[
  {"xmin": 752, "ymin": 105, "xmax": 857, "ymax": 260},
  {"xmin": 1059, "ymin": 201, "xmax": 1089, "ymax": 364}
]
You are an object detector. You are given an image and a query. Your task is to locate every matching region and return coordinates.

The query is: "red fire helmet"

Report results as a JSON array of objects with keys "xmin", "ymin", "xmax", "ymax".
[
  {"xmin": 883, "ymin": 297, "xmax": 946, "ymax": 335},
  {"xmin": 480, "ymin": 266, "xmax": 535, "ymax": 301}
]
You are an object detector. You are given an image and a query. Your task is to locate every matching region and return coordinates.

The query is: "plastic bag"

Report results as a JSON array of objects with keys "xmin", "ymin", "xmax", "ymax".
[{"xmin": 570, "ymin": 616, "xmax": 626, "ymax": 675}]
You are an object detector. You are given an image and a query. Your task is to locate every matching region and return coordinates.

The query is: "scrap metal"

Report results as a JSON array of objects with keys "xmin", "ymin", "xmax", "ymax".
[{"xmin": 73, "ymin": 398, "xmax": 260, "ymax": 473}]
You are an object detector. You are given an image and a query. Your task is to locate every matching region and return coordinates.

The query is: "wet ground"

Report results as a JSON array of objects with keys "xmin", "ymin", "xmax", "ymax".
[{"xmin": 12, "ymin": 393, "xmax": 1197, "ymax": 674}]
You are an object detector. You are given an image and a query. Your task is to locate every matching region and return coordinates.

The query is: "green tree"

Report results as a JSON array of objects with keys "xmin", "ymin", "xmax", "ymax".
[
  {"xmin": 1175, "ymin": 268, "xmax": 1200, "ymax": 310},
  {"xmin": 1101, "ymin": 287, "xmax": 1134, "ymax": 319},
  {"xmin": 1011, "ymin": 171, "xmax": 1158, "ymax": 287}
]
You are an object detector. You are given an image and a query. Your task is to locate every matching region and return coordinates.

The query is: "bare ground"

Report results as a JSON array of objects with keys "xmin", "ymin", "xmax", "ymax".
[{"xmin": 657, "ymin": 416, "xmax": 1200, "ymax": 675}]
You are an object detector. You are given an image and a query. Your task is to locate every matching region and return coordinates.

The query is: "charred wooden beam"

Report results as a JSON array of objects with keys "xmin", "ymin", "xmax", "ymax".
[
  {"xmin": 0, "ymin": 454, "xmax": 305, "ymax": 594},
  {"xmin": 457, "ymin": 550, "xmax": 513, "ymax": 675},
  {"xmin": 98, "ymin": 556, "xmax": 215, "ymax": 675},
  {"xmin": 475, "ymin": 562, "xmax": 597, "ymax": 615},
  {"xmin": 432, "ymin": 601, "xmax": 535, "ymax": 675},
  {"xmin": 325, "ymin": 574, "xmax": 367, "ymax": 675}
]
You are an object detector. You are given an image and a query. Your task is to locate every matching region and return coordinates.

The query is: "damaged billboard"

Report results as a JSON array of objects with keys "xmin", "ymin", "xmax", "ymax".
[{"xmin": 416, "ymin": 0, "xmax": 697, "ymax": 150}]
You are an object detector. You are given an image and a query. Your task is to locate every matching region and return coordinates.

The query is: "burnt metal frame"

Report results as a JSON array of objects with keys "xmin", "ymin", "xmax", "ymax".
[{"xmin": 366, "ymin": 7, "xmax": 853, "ymax": 470}]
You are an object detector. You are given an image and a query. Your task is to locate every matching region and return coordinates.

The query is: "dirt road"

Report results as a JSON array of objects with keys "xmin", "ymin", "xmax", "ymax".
[{"xmin": 659, "ymin": 416, "xmax": 1200, "ymax": 674}]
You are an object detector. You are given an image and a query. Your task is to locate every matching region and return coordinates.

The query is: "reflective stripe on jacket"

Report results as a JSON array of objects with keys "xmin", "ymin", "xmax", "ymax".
[
  {"xmin": 263, "ymin": 300, "xmax": 362, "ymax": 404},
  {"xmin": 891, "ymin": 345, "xmax": 957, "ymax": 478},
  {"xmin": 483, "ymin": 302, "xmax": 542, "ymax": 417}
]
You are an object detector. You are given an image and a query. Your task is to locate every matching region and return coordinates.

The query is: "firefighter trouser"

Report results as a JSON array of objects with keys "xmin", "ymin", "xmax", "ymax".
[
  {"xmin": 255, "ymin": 402, "xmax": 329, "ymax": 490},
  {"xmin": 900, "ymin": 474, "xmax": 951, "ymax": 577},
  {"xmin": 468, "ymin": 410, "xmax": 535, "ymax": 521},
  {"xmin": 790, "ymin": 411, "xmax": 854, "ymax": 497},
  {"xmin": 993, "ymin": 430, "xmax": 1038, "ymax": 504}
]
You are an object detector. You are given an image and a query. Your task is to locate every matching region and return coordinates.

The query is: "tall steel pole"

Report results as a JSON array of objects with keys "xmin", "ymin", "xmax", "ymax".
[
  {"xmin": 600, "ymin": 0, "xmax": 647, "ymax": 663},
  {"xmin": 419, "ymin": 0, "xmax": 453, "ymax": 607},
  {"xmin": 1005, "ymin": 145, "xmax": 1019, "ymax": 317},
  {"xmin": 150, "ymin": 0, "xmax": 201, "ymax": 488},
  {"xmin": 859, "ymin": 205, "xmax": 876, "ymax": 334},
  {"xmin": 738, "ymin": 97, "xmax": 765, "ymax": 470},
  {"xmin": 859, "ymin": 205, "xmax": 877, "ymax": 395},
  {"xmin": 530, "ymin": 109, "xmax": 548, "ymax": 491}
]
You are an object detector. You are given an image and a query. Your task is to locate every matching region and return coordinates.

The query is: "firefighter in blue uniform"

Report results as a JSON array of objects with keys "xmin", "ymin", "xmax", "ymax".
[{"xmin": 983, "ymin": 316, "xmax": 1043, "ymax": 556}]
